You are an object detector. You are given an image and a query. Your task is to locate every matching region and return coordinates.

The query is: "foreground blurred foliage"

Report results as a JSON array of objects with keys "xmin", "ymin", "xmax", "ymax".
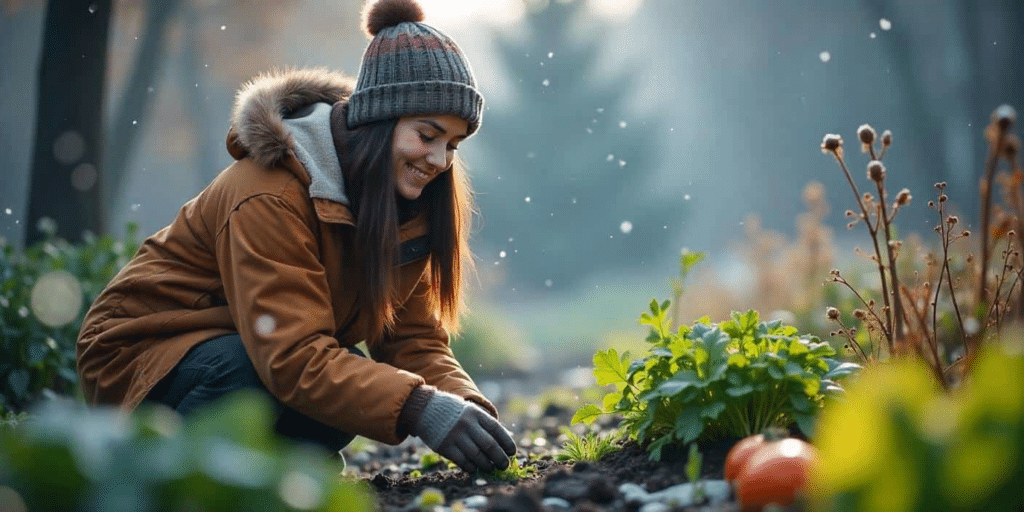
[
  {"xmin": 810, "ymin": 339, "xmax": 1024, "ymax": 512},
  {"xmin": 0, "ymin": 221, "xmax": 139, "ymax": 413},
  {"xmin": 0, "ymin": 389, "xmax": 375, "ymax": 512}
]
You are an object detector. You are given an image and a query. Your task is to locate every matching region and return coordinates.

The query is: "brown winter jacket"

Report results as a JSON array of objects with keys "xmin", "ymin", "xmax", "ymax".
[{"xmin": 75, "ymin": 68, "xmax": 495, "ymax": 445}]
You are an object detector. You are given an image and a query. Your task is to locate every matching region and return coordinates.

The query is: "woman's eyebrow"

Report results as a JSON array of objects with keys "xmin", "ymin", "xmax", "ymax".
[{"xmin": 417, "ymin": 119, "xmax": 468, "ymax": 139}]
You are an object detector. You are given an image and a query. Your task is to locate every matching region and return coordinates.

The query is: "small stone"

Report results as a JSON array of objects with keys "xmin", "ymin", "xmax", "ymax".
[
  {"xmin": 462, "ymin": 495, "xmax": 488, "ymax": 508},
  {"xmin": 619, "ymin": 483, "xmax": 649, "ymax": 503},
  {"xmin": 639, "ymin": 503, "xmax": 671, "ymax": 512},
  {"xmin": 475, "ymin": 478, "xmax": 487, "ymax": 486},
  {"xmin": 541, "ymin": 497, "xmax": 571, "ymax": 509}
]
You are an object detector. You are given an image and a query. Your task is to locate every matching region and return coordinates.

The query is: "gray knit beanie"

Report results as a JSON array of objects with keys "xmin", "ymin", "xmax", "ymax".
[{"xmin": 347, "ymin": 0, "xmax": 484, "ymax": 135}]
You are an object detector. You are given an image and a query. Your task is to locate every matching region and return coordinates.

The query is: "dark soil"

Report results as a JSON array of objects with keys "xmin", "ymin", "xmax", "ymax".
[{"xmin": 343, "ymin": 398, "xmax": 763, "ymax": 512}]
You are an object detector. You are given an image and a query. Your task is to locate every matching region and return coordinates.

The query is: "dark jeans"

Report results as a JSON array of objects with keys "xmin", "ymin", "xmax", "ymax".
[{"xmin": 144, "ymin": 333, "xmax": 356, "ymax": 455}]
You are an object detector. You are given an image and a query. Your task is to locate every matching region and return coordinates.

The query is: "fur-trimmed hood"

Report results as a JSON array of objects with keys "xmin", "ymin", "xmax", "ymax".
[{"xmin": 230, "ymin": 68, "xmax": 355, "ymax": 169}]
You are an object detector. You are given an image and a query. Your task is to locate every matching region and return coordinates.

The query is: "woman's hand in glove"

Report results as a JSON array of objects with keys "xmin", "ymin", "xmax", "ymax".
[{"xmin": 404, "ymin": 387, "xmax": 517, "ymax": 473}]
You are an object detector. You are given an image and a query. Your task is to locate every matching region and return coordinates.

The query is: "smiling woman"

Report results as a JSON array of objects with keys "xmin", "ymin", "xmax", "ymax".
[{"xmin": 75, "ymin": 0, "xmax": 517, "ymax": 477}]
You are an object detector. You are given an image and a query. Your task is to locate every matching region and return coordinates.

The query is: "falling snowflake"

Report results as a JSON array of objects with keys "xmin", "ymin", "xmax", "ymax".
[
  {"xmin": 869, "ymin": 32, "xmax": 877, "ymax": 39},
  {"xmin": 596, "ymin": 108, "xmax": 604, "ymax": 113},
  {"xmin": 606, "ymin": 154, "xmax": 614, "ymax": 161},
  {"xmin": 220, "ymin": 25, "xmax": 227, "ymax": 31},
  {"xmin": 5, "ymin": 208, "xmax": 11, "ymax": 215},
  {"xmin": 524, "ymin": 197, "xmax": 531, "ymax": 203},
  {"xmin": 255, "ymin": 314, "xmax": 276, "ymax": 336},
  {"xmin": 819, "ymin": 51, "xmax": 831, "ymax": 63},
  {"xmin": 499, "ymin": 251, "xmax": 507, "ymax": 258},
  {"xmin": 30, "ymin": 270, "xmax": 83, "ymax": 327},
  {"xmin": 88, "ymin": 4, "xmax": 97, "ymax": 13},
  {"xmin": 131, "ymin": 204, "xmax": 141, "ymax": 212},
  {"xmin": 548, "ymin": 52, "xmax": 554, "ymax": 58},
  {"xmin": 544, "ymin": 279, "xmax": 553, "ymax": 287},
  {"xmin": 619, "ymin": 121, "xmax": 628, "ymax": 128},
  {"xmin": 879, "ymin": 18, "xmax": 892, "ymax": 30},
  {"xmin": 620, "ymin": 221, "xmax": 633, "ymax": 234},
  {"xmin": 619, "ymin": 160, "xmax": 627, "ymax": 167},
  {"xmin": 542, "ymin": 79, "xmax": 550, "ymax": 87},
  {"xmin": 684, "ymin": 194, "xmax": 691, "ymax": 200}
]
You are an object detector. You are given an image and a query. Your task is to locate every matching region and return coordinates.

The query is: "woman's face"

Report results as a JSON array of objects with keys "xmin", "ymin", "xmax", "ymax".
[{"xmin": 392, "ymin": 114, "xmax": 469, "ymax": 200}]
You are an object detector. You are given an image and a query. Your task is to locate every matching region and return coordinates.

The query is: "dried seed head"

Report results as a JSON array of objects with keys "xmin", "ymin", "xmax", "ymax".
[
  {"xmin": 935, "ymin": 182, "xmax": 947, "ymax": 190},
  {"xmin": 881, "ymin": 130, "xmax": 892, "ymax": 147},
  {"xmin": 895, "ymin": 188, "xmax": 912, "ymax": 206},
  {"xmin": 858, "ymin": 124, "xmax": 876, "ymax": 152},
  {"xmin": 963, "ymin": 230, "xmax": 971, "ymax": 237},
  {"xmin": 948, "ymin": 215, "xmax": 959, "ymax": 225},
  {"xmin": 853, "ymin": 309, "xmax": 867, "ymax": 320},
  {"xmin": 939, "ymin": 194, "xmax": 948, "ymax": 203},
  {"xmin": 845, "ymin": 210, "xmax": 856, "ymax": 217},
  {"xmin": 888, "ymin": 240, "xmax": 901, "ymax": 249},
  {"xmin": 821, "ymin": 134, "xmax": 844, "ymax": 153},
  {"xmin": 863, "ymin": 192, "xmax": 874, "ymax": 202},
  {"xmin": 993, "ymin": 104, "xmax": 1017, "ymax": 130},
  {"xmin": 847, "ymin": 222, "xmax": 857, "ymax": 229},
  {"xmin": 830, "ymin": 268, "xmax": 841, "ymax": 277},
  {"xmin": 928, "ymin": 200, "xmax": 935, "ymax": 207},
  {"xmin": 867, "ymin": 160, "xmax": 886, "ymax": 182},
  {"xmin": 826, "ymin": 307, "xmax": 840, "ymax": 320}
]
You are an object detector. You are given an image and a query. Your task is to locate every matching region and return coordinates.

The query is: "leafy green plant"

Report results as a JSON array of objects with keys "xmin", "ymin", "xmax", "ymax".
[
  {"xmin": 574, "ymin": 303, "xmax": 860, "ymax": 460},
  {"xmin": 0, "ymin": 221, "xmax": 139, "ymax": 412},
  {"xmin": 482, "ymin": 456, "xmax": 537, "ymax": 481},
  {"xmin": 811, "ymin": 340, "xmax": 1024, "ymax": 512},
  {"xmin": 0, "ymin": 389, "xmax": 375, "ymax": 511},
  {"xmin": 556, "ymin": 427, "xmax": 620, "ymax": 462},
  {"xmin": 419, "ymin": 451, "xmax": 446, "ymax": 472}
]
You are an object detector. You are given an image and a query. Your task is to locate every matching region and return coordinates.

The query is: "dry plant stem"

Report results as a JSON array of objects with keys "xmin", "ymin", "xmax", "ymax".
[
  {"xmin": 979, "ymin": 127, "xmax": 1009, "ymax": 308},
  {"xmin": 832, "ymin": 274, "xmax": 889, "ymax": 347},
  {"xmin": 833, "ymin": 317, "xmax": 869, "ymax": 361},
  {"xmin": 831, "ymin": 151, "xmax": 895, "ymax": 352},
  {"xmin": 876, "ymin": 179, "xmax": 907, "ymax": 345},
  {"xmin": 985, "ymin": 240, "xmax": 1018, "ymax": 333}
]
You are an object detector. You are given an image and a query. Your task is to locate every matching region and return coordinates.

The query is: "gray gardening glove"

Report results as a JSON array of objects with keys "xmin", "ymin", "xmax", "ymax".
[{"xmin": 399, "ymin": 386, "xmax": 516, "ymax": 473}]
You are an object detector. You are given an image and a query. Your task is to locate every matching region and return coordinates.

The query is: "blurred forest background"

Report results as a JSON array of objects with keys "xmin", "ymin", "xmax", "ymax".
[{"xmin": 2, "ymin": 0, "xmax": 1022, "ymax": 379}]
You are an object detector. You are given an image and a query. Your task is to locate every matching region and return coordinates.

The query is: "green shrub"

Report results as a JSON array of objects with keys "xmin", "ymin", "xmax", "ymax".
[
  {"xmin": 573, "ymin": 302, "xmax": 860, "ymax": 460},
  {"xmin": 810, "ymin": 341, "xmax": 1024, "ymax": 512},
  {"xmin": 0, "ymin": 221, "xmax": 139, "ymax": 412},
  {"xmin": 0, "ymin": 389, "xmax": 375, "ymax": 511}
]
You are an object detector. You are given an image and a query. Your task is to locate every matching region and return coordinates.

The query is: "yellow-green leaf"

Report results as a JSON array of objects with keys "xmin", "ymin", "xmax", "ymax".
[
  {"xmin": 727, "ymin": 353, "xmax": 749, "ymax": 368},
  {"xmin": 572, "ymin": 404, "xmax": 603, "ymax": 425}
]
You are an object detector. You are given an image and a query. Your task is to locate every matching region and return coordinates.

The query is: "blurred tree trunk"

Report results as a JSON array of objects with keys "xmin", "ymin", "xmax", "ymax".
[
  {"xmin": 25, "ymin": 0, "xmax": 112, "ymax": 246},
  {"xmin": 105, "ymin": 0, "xmax": 185, "ymax": 208}
]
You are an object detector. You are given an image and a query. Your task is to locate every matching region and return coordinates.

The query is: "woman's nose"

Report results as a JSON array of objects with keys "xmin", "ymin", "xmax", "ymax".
[{"xmin": 426, "ymin": 148, "xmax": 447, "ymax": 171}]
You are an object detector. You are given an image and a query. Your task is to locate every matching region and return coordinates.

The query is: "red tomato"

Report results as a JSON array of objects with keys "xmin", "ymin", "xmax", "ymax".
[
  {"xmin": 734, "ymin": 438, "xmax": 817, "ymax": 512},
  {"xmin": 724, "ymin": 434, "xmax": 765, "ymax": 481}
]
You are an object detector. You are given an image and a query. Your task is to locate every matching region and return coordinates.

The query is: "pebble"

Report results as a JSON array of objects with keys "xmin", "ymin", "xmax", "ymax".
[
  {"xmin": 619, "ymin": 480, "xmax": 731, "ymax": 507},
  {"xmin": 639, "ymin": 503, "xmax": 671, "ymax": 512},
  {"xmin": 541, "ymin": 496, "xmax": 571, "ymax": 509},
  {"xmin": 462, "ymin": 495, "xmax": 488, "ymax": 508}
]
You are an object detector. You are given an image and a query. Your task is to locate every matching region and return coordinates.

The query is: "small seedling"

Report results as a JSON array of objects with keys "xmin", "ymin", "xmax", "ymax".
[
  {"xmin": 419, "ymin": 451, "xmax": 446, "ymax": 472},
  {"xmin": 481, "ymin": 456, "xmax": 536, "ymax": 481},
  {"xmin": 556, "ymin": 427, "xmax": 620, "ymax": 462}
]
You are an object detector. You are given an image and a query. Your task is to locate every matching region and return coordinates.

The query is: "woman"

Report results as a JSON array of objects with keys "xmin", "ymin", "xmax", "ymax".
[{"xmin": 76, "ymin": 0, "xmax": 516, "ymax": 473}]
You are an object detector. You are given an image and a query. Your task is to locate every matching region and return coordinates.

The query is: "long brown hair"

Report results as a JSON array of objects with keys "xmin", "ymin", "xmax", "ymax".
[{"xmin": 337, "ymin": 114, "xmax": 475, "ymax": 344}]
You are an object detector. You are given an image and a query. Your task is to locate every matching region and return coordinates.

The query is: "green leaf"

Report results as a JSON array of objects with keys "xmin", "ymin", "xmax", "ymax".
[
  {"xmin": 789, "ymin": 392, "xmax": 813, "ymax": 413},
  {"xmin": 652, "ymin": 371, "xmax": 701, "ymax": 397},
  {"xmin": 7, "ymin": 369, "xmax": 29, "ymax": 400},
  {"xmin": 726, "ymin": 384, "xmax": 755, "ymax": 397},
  {"xmin": 727, "ymin": 353, "xmax": 749, "ymax": 368},
  {"xmin": 593, "ymin": 349, "xmax": 630, "ymax": 386},
  {"xmin": 788, "ymin": 339, "xmax": 810, "ymax": 356},
  {"xmin": 785, "ymin": 361, "xmax": 803, "ymax": 377},
  {"xmin": 674, "ymin": 406, "xmax": 704, "ymax": 444},
  {"xmin": 825, "ymin": 361, "xmax": 862, "ymax": 380},
  {"xmin": 767, "ymin": 365, "xmax": 785, "ymax": 380},
  {"xmin": 571, "ymin": 405, "xmax": 603, "ymax": 425},
  {"xmin": 794, "ymin": 412, "xmax": 816, "ymax": 438},
  {"xmin": 701, "ymin": 402, "xmax": 726, "ymax": 420},
  {"xmin": 602, "ymin": 392, "xmax": 623, "ymax": 412},
  {"xmin": 685, "ymin": 443, "xmax": 702, "ymax": 483}
]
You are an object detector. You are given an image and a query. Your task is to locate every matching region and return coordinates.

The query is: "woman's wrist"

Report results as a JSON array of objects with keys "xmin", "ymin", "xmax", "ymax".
[{"xmin": 397, "ymin": 384, "xmax": 436, "ymax": 437}]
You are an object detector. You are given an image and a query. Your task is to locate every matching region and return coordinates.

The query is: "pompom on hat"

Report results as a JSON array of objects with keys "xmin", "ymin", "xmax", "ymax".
[{"xmin": 347, "ymin": 0, "xmax": 484, "ymax": 135}]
